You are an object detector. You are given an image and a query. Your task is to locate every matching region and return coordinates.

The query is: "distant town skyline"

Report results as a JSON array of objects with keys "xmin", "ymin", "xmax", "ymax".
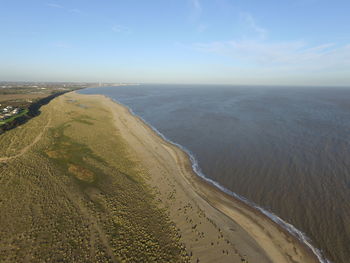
[{"xmin": 1, "ymin": 0, "xmax": 350, "ymax": 86}]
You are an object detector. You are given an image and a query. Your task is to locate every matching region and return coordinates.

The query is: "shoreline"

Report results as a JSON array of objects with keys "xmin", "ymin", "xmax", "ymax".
[
  {"xmin": 77, "ymin": 92, "xmax": 326, "ymax": 263},
  {"xmin": 110, "ymin": 97, "xmax": 329, "ymax": 263}
]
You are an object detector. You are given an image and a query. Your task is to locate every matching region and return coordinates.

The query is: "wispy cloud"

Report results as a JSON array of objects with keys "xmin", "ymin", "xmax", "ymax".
[
  {"xmin": 46, "ymin": 3, "xmax": 85, "ymax": 15},
  {"xmin": 193, "ymin": 40, "xmax": 350, "ymax": 72},
  {"xmin": 240, "ymin": 12, "xmax": 267, "ymax": 39},
  {"xmin": 197, "ymin": 24, "xmax": 207, "ymax": 33},
  {"xmin": 189, "ymin": 8, "xmax": 350, "ymax": 74},
  {"xmin": 112, "ymin": 25, "xmax": 131, "ymax": 34},
  {"xmin": 69, "ymin": 9, "xmax": 83, "ymax": 15},
  {"xmin": 189, "ymin": 0, "xmax": 202, "ymax": 21},
  {"xmin": 192, "ymin": 0, "xmax": 202, "ymax": 13},
  {"xmin": 46, "ymin": 3, "xmax": 63, "ymax": 9},
  {"xmin": 189, "ymin": 0, "xmax": 207, "ymax": 33}
]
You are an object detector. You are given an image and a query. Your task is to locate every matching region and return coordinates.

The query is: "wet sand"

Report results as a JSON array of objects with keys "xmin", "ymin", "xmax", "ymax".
[{"xmin": 80, "ymin": 92, "xmax": 320, "ymax": 263}]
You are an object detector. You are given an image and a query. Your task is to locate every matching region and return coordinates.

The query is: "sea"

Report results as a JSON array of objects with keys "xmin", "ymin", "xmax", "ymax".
[{"xmin": 79, "ymin": 84, "xmax": 350, "ymax": 263}]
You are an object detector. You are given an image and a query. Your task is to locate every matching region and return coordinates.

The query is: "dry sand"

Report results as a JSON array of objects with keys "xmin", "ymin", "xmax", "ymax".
[{"xmin": 81, "ymin": 93, "xmax": 320, "ymax": 263}]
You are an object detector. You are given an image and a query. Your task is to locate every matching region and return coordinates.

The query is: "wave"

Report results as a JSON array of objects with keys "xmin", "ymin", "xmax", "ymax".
[{"xmin": 111, "ymin": 97, "xmax": 332, "ymax": 263}]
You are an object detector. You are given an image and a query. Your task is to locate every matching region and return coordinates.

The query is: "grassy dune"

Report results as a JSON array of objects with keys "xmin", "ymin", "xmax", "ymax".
[{"xmin": 0, "ymin": 93, "xmax": 188, "ymax": 262}]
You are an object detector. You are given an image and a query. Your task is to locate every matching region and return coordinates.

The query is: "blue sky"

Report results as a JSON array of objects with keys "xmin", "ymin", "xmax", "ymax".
[{"xmin": 1, "ymin": 0, "xmax": 349, "ymax": 86}]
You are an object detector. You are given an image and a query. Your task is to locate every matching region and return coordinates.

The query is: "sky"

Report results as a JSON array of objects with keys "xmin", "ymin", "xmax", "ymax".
[{"xmin": 0, "ymin": 0, "xmax": 350, "ymax": 86}]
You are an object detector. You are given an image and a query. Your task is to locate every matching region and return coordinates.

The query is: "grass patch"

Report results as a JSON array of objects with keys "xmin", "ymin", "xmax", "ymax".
[
  {"xmin": 0, "ymin": 94, "xmax": 189, "ymax": 262},
  {"xmin": 72, "ymin": 114, "xmax": 95, "ymax": 125},
  {"xmin": 45, "ymin": 123, "xmax": 106, "ymax": 186},
  {"xmin": 43, "ymin": 117, "xmax": 188, "ymax": 262}
]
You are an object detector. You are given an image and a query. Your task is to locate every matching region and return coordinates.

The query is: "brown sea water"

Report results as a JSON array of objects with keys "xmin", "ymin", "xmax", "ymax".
[{"xmin": 80, "ymin": 85, "xmax": 350, "ymax": 263}]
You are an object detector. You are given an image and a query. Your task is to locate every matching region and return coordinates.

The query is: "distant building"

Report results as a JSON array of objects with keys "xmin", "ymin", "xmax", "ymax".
[
  {"xmin": 0, "ymin": 106, "xmax": 21, "ymax": 119},
  {"xmin": 12, "ymin": 109, "xmax": 19, "ymax": 115},
  {"xmin": 3, "ymin": 106, "xmax": 13, "ymax": 113}
]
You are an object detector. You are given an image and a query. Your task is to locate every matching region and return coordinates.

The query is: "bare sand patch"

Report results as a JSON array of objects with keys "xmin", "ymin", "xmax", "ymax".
[{"xmin": 68, "ymin": 164, "xmax": 95, "ymax": 183}]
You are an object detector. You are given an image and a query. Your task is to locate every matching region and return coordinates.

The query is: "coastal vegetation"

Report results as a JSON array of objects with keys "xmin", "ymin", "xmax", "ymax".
[{"xmin": 0, "ymin": 93, "xmax": 188, "ymax": 262}]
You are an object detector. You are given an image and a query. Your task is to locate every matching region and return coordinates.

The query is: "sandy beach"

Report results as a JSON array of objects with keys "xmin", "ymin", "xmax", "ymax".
[{"xmin": 88, "ymin": 92, "xmax": 321, "ymax": 263}]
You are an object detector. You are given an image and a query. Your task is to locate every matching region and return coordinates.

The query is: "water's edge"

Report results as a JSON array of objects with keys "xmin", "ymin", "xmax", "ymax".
[{"xmin": 84, "ymin": 91, "xmax": 332, "ymax": 263}]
